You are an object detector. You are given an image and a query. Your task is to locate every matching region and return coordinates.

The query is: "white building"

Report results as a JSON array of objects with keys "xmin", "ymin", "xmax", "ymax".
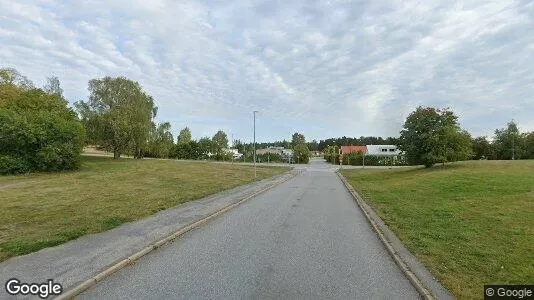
[
  {"xmin": 365, "ymin": 145, "xmax": 401, "ymax": 156},
  {"xmin": 223, "ymin": 148, "xmax": 243, "ymax": 159}
]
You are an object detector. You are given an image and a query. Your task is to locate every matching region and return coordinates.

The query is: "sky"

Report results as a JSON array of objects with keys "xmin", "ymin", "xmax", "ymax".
[{"xmin": 1, "ymin": 0, "xmax": 533, "ymax": 143}]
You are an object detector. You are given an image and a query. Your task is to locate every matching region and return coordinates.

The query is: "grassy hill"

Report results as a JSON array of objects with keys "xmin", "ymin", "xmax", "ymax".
[
  {"xmin": 341, "ymin": 160, "xmax": 534, "ymax": 299},
  {"xmin": 0, "ymin": 156, "xmax": 288, "ymax": 262}
]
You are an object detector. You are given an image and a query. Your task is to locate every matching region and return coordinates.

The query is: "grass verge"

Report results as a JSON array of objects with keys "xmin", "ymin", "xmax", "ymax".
[
  {"xmin": 341, "ymin": 160, "xmax": 534, "ymax": 300},
  {"xmin": 0, "ymin": 156, "xmax": 288, "ymax": 262}
]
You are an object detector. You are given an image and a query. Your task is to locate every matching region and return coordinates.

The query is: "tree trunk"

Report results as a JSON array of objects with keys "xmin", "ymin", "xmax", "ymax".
[{"xmin": 113, "ymin": 149, "xmax": 121, "ymax": 159}]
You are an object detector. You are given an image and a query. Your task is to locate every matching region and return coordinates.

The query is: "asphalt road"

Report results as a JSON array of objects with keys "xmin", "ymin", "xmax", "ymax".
[{"xmin": 80, "ymin": 158, "xmax": 419, "ymax": 299}]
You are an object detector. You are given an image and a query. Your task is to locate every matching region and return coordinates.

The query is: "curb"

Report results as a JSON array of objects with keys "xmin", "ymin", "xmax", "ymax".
[
  {"xmin": 56, "ymin": 170, "xmax": 301, "ymax": 300},
  {"xmin": 336, "ymin": 171, "xmax": 436, "ymax": 300}
]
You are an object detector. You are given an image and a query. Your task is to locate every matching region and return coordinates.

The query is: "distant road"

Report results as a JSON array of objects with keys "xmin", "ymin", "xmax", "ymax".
[{"xmin": 81, "ymin": 158, "xmax": 418, "ymax": 299}]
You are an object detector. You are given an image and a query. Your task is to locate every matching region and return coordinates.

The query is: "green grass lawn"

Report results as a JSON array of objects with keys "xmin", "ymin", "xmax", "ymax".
[
  {"xmin": 341, "ymin": 160, "xmax": 534, "ymax": 300},
  {"xmin": 0, "ymin": 156, "xmax": 288, "ymax": 262}
]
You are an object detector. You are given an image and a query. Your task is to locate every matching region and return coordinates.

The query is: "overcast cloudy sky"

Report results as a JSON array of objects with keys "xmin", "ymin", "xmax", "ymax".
[{"xmin": 1, "ymin": 0, "xmax": 533, "ymax": 142}]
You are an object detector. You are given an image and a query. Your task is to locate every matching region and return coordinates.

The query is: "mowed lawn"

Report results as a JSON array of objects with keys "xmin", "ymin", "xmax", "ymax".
[
  {"xmin": 341, "ymin": 161, "xmax": 534, "ymax": 300},
  {"xmin": 0, "ymin": 156, "xmax": 288, "ymax": 262}
]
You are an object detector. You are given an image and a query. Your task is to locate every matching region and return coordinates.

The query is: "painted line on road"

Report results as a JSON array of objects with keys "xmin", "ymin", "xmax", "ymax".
[
  {"xmin": 56, "ymin": 169, "xmax": 302, "ymax": 300},
  {"xmin": 336, "ymin": 171, "xmax": 436, "ymax": 300}
]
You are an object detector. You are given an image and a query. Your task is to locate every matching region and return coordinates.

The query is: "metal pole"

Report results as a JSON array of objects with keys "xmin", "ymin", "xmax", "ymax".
[
  {"xmin": 511, "ymin": 119, "xmax": 515, "ymax": 160},
  {"xmin": 512, "ymin": 132, "xmax": 515, "ymax": 160},
  {"xmin": 253, "ymin": 111, "xmax": 258, "ymax": 178}
]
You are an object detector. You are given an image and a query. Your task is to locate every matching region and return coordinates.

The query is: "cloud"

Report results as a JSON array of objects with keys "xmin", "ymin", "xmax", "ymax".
[{"xmin": 1, "ymin": 0, "xmax": 533, "ymax": 141}]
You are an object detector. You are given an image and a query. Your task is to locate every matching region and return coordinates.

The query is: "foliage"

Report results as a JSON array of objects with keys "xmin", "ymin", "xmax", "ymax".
[
  {"xmin": 43, "ymin": 76, "xmax": 63, "ymax": 98},
  {"xmin": 323, "ymin": 145, "xmax": 340, "ymax": 164},
  {"xmin": 291, "ymin": 132, "xmax": 306, "ymax": 148},
  {"xmin": 256, "ymin": 153, "xmax": 282, "ymax": 163},
  {"xmin": 525, "ymin": 132, "xmax": 534, "ymax": 159},
  {"xmin": 293, "ymin": 144, "xmax": 311, "ymax": 164},
  {"xmin": 492, "ymin": 121, "xmax": 526, "ymax": 160},
  {"xmin": 145, "ymin": 122, "xmax": 174, "ymax": 158},
  {"xmin": 171, "ymin": 140, "xmax": 198, "ymax": 160},
  {"xmin": 75, "ymin": 76, "xmax": 157, "ymax": 159},
  {"xmin": 399, "ymin": 106, "xmax": 472, "ymax": 168},
  {"xmin": 317, "ymin": 136, "xmax": 399, "ymax": 151},
  {"xmin": 471, "ymin": 136, "xmax": 494, "ymax": 160},
  {"xmin": 0, "ymin": 68, "xmax": 85, "ymax": 175},
  {"xmin": 177, "ymin": 127, "xmax": 192, "ymax": 145},
  {"xmin": 211, "ymin": 130, "xmax": 228, "ymax": 157},
  {"xmin": 291, "ymin": 132, "xmax": 310, "ymax": 164},
  {"xmin": 0, "ymin": 68, "xmax": 33, "ymax": 89},
  {"xmin": 197, "ymin": 137, "xmax": 212, "ymax": 159}
]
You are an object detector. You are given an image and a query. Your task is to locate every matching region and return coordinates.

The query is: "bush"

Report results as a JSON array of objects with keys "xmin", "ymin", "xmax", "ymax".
[
  {"xmin": 256, "ymin": 153, "xmax": 282, "ymax": 163},
  {"xmin": 0, "ymin": 74, "xmax": 85, "ymax": 175},
  {"xmin": 341, "ymin": 154, "xmax": 408, "ymax": 166},
  {"xmin": 0, "ymin": 155, "xmax": 29, "ymax": 175}
]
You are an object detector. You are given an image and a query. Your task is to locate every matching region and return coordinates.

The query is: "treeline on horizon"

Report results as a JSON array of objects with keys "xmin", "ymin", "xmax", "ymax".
[
  {"xmin": 0, "ymin": 68, "xmax": 312, "ymax": 175},
  {"xmin": 1, "ymin": 68, "xmax": 533, "ymax": 175}
]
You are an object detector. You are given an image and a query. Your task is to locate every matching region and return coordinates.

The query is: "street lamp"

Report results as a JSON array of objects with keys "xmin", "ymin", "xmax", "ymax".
[{"xmin": 253, "ymin": 111, "xmax": 258, "ymax": 178}]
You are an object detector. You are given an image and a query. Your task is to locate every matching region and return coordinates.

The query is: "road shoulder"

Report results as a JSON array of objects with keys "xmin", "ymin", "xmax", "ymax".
[{"xmin": 336, "ymin": 171, "xmax": 454, "ymax": 300}]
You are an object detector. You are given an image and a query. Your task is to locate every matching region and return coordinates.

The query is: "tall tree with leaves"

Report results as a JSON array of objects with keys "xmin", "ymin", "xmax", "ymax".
[
  {"xmin": 291, "ymin": 132, "xmax": 306, "ymax": 148},
  {"xmin": 291, "ymin": 132, "xmax": 310, "ymax": 164},
  {"xmin": 493, "ymin": 121, "xmax": 526, "ymax": 160},
  {"xmin": 198, "ymin": 137, "xmax": 212, "ymax": 159},
  {"xmin": 147, "ymin": 122, "xmax": 174, "ymax": 158},
  {"xmin": 177, "ymin": 127, "xmax": 192, "ymax": 145},
  {"xmin": 399, "ymin": 106, "xmax": 472, "ymax": 168},
  {"xmin": 472, "ymin": 136, "xmax": 493, "ymax": 160},
  {"xmin": 76, "ymin": 77, "xmax": 156, "ymax": 159},
  {"xmin": 43, "ymin": 76, "xmax": 64, "ymax": 98},
  {"xmin": 211, "ymin": 130, "xmax": 228, "ymax": 157}
]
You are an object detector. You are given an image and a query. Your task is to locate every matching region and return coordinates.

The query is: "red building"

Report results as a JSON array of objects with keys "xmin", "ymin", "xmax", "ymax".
[{"xmin": 340, "ymin": 145, "xmax": 367, "ymax": 155}]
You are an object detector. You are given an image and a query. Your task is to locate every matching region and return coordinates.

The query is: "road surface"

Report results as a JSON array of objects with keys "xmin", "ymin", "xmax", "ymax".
[{"xmin": 80, "ymin": 158, "xmax": 419, "ymax": 299}]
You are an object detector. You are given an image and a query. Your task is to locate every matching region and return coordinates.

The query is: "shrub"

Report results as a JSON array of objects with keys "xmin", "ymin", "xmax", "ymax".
[{"xmin": 0, "ymin": 71, "xmax": 85, "ymax": 175}]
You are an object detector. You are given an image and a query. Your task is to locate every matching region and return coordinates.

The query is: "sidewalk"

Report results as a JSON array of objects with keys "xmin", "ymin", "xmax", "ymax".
[{"xmin": 0, "ymin": 170, "xmax": 298, "ymax": 300}]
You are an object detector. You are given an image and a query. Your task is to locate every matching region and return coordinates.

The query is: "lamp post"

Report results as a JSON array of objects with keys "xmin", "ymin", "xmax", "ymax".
[{"xmin": 253, "ymin": 111, "xmax": 258, "ymax": 178}]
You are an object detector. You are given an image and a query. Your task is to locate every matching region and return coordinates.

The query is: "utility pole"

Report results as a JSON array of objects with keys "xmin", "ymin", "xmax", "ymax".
[
  {"xmin": 253, "ymin": 111, "xmax": 258, "ymax": 178},
  {"xmin": 512, "ymin": 119, "xmax": 515, "ymax": 160}
]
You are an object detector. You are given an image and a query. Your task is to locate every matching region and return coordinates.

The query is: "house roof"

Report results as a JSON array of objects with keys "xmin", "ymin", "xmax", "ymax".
[{"xmin": 341, "ymin": 145, "xmax": 367, "ymax": 155}]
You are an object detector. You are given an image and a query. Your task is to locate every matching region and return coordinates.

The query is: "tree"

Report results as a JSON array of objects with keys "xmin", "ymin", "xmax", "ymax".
[
  {"xmin": 399, "ymin": 106, "xmax": 472, "ymax": 168},
  {"xmin": 291, "ymin": 132, "xmax": 306, "ymax": 148},
  {"xmin": 307, "ymin": 139, "xmax": 319, "ymax": 151},
  {"xmin": 291, "ymin": 132, "xmax": 310, "ymax": 164},
  {"xmin": 472, "ymin": 136, "xmax": 493, "ymax": 160},
  {"xmin": 524, "ymin": 132, "xmax": 534, "ymax": 159},
  {"xmin": 75, "ymin": 77, "xmax": 157, "ymax": 159},
  {"xmin": 198, "ymin": 137, "xmax": 212, "ymax": 159},
  {"xmin": 177, "ymin": 127, "xmax": 192, "ymax": 145},
  {"xmin": 492, "ymin": 121, "xmax": 526, "ymax": 160},
  {"xmin": 293, "ymin": 144, "xmax": 311, "ymax": 164},
  {"xmin": 43, "ymin": 76, "xmax": 63, "ymax": 98},
  {"xmin": 1, "ymin": 68, "xmax": 85, "ymax": 174},
  {"xmin": 146, "ymin": 122, "xmax": 174, "ymax": 158},
  {"xmin": 211, "ymin": 130, "xmax": 228, "ymax": 158},
  {"xmin": 0, "ymin": 68, "xmax": 33, "ymax": 89}
]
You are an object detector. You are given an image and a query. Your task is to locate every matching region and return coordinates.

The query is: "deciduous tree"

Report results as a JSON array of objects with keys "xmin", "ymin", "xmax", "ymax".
[
  {"xmin": 76, "ymin": 77, "xmax": 156, "ymax": 159},
  {"xmin": 177, "ymin": 127, "xmax": 192, "ymax": 145},
  {"xmin": 211, "ymin": 130, "xmax": 228, "ymax": 157},
  {"xmin": 399, "ymin": 106, "xmax": 472, "ymax": 168}
]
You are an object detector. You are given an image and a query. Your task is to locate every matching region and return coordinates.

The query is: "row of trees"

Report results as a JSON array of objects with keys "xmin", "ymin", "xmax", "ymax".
[
  {"xmin": 472, "ymin": 122, "xmax": 534, "ymax": 160},
  {"xmin": 323, "ymin": 106, "xmax": 534, "ymax": 168},
  {"xmin": 3, "ymin": 67, "xmax": 532, "ymax": 174},
  {"xmin": 315, "ymin": 136, "xmax": 399, "ymax": 151}
]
